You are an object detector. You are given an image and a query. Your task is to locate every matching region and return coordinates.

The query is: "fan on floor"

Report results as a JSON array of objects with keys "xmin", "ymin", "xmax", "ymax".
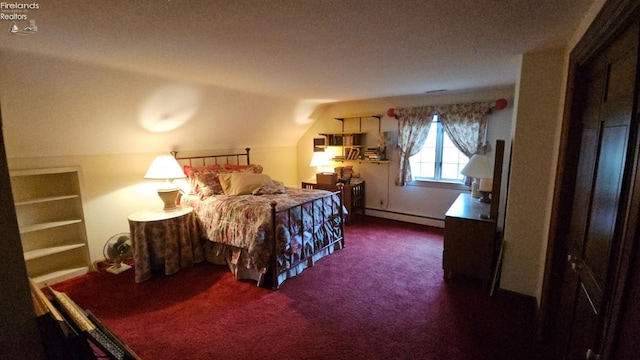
[{"xmin": 103, "ymin": 233, "xmax": 133, "ymax": 274}]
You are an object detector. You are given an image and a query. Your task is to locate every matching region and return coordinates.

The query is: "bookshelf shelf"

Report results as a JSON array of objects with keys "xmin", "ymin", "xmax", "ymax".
[
  {"xmin": 10, "ymin": 167, "xmax": 91, "ymax": 287},
  {"xmin": 318, "ymin": 115, "xmax": 387, "ymax": 162}
]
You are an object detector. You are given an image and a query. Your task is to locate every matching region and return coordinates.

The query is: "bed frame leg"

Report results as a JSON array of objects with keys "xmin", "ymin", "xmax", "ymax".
[
  {"xmin": 338, "ymin": 183, "xmax": 346, "ymax": 248},
  {"xmin": 269, "ymin": 200, "xmax": 279, "ymax": 290}
]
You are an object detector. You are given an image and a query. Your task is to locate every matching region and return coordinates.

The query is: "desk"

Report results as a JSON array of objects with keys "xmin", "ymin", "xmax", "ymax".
[
  {"xmin": 128, "ymin": 206, "xmax": 203, "ymax": 283},
  {"xmin": 301, "ymin": 180, "xmax": 365, "ymax": 224},
  {"xmin": 443, "ymin": 193, "xmax": 499, "ymax": 290}
]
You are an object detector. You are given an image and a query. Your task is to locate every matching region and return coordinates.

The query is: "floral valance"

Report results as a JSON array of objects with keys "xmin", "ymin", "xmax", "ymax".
[{"xmin": 393, "ymin": 101, "xmax": 493, "ymax": 124}]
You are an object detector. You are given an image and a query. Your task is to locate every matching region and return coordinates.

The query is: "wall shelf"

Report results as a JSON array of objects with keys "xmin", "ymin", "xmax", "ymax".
[
  {"xmin": 331, "ymin": 159, "xmax": 390, "ymax": 164},
  {"xmin": 10, "ymin": 167, "xmax": 91, "ymax": 287},
  {"xmin": 15, "ymin": 194, "xmax": 79, "ymax": 206},
  {"xmin": 24, "ymin": 243, "xmax": 87, "ymax": 261},
  {"xmin": 19, "ymin": 219, "xmax": 83, "ymax": 234},
  {"xmin": 31, "ymin": 268, "xmax": 90, "ymax": 288},
  {"xmin": 319, "ymin": 115, "xmax": 387, "ymax": 161}
]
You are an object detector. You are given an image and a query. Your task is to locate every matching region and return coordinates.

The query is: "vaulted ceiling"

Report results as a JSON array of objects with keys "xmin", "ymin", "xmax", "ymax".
[
  {"xmin": 0, "ymin": 0, "xmax": 598, "ymax": 157},
  {"xmin": 3, "ymin": 0, "xmax": 595, "ymax": 102}
]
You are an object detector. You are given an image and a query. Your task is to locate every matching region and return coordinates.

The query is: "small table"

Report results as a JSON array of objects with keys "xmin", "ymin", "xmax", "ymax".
[
  {"xmin": 128, "ymin": 206, "xmax": 203, "ymax": 283},
  {"xmin": 301, "ymin": 179, "xmax": 365, "ymax": 224}
]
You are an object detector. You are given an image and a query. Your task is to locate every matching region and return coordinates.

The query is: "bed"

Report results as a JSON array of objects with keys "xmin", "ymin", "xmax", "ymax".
[{"xmin": 174, "ymin": 148, "xmax": 346, "ymax": 289}]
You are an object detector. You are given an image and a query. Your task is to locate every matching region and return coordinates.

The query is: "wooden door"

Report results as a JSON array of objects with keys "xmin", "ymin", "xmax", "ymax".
[{"xmin": 555, "ymin": 24, "xmax": 638, "ymax": 359}]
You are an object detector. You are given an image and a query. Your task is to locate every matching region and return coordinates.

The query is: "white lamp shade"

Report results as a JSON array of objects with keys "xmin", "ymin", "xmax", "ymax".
[
  {"xmin": 310, "ymin": 152, "xmax": 331, "ymax": 167},
  {"xmin": 144, "ymin": 155, "xmax": 186, "ymax": 180},
  {"xmin": 460, "ymin": 154, "xmax": 492, "ymax": 179}
]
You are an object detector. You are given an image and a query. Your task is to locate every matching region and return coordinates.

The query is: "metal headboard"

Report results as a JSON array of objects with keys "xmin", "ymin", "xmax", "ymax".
[{"xmin": 172, "ymin": 148, "xmax": 251, "ymax": 167}]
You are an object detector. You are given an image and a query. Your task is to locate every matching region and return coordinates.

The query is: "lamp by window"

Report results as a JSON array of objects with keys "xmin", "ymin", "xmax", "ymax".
[
  {"xmin": 460, "ymin": 154, "xmax": 492, "ymax": 200},
  {"xmin": 144, "ymin": 155, "xmax": 186, "ymax": 210},
  {"xmin": 310, "ymin": 151, "xmax": 331, "ymax": 173},
  {"xmin": 478, "ymin": 178, "xmax": 493, "ymax": 203}
]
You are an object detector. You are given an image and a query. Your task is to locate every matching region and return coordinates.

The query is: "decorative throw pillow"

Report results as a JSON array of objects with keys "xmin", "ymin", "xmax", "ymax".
[
  {"xmin": 189, "ymin": 169, "xmax": 226, "ymax": 197},
  {"xmin": 184, "ymin": 164, "xmax": 224, "ymax": 194},
  {"xmin": 218, "ymin": 173, "xmax": 274, "ymax": 196},
  {"xmin": 183, "ymin": 164, "xmax": 222, "ymax": 176}
]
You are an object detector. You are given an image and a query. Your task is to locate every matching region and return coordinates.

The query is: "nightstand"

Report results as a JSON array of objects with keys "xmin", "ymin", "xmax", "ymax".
[
  {"xmin": 128, "ymin": 206, "xmax": 203, "ymax": 282},
  {"xmin": 301, "ymin": 179, "xmax": 365, "ymax": 224}
]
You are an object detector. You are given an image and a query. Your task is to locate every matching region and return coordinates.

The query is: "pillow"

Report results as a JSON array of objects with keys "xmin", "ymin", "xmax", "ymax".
[
  {"xmin": 218, "ymin": 173, "xmax": 275, "ymax": 196},
  {"xmin": 253, "ymin": 180, "xmax": 286, "ymax": 195},
  {"xmin": 183, "ymin": 164, "xmax": 224, "ymax": 196},
  {"xmin": 223, "ymin": 164, "xmax": 263, "ymax": 173},
  {"xmin": 189, "ymin": 168, "xmax": 226, "ymax": 197},
  {"xmin": 183, "ymin": 164, "xmax": 223, "ymax": 178}
]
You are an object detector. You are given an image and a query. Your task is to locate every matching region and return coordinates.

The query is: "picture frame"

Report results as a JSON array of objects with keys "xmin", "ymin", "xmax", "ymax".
[{"xmin": 313, "ymin": 138, "xmax": 325, "ymax": 152}]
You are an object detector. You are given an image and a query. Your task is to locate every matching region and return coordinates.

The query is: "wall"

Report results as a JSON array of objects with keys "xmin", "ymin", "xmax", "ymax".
[
  {"xmin": 0, "ymin": 48, "xmax": 302, "ymax": 264},
  {"xmin": 297, "ymin": 86, "xmax": 515, "ymax": 228},
  {"xmin": 0, "ymin": 49, "xmax": 315, "ymax": 158},
  {"xmin": 501, "ymin": 48, "xmax": 568, "ymax": 299},
  {"xmin": 7, "ymin": 147, "xmax": 296, "ymax": 264}
]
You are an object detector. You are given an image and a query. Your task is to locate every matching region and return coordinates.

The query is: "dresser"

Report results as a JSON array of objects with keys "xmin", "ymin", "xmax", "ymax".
[{"xmin": 443, "ymin": 193, "xmax": 499, "ymax": 290}]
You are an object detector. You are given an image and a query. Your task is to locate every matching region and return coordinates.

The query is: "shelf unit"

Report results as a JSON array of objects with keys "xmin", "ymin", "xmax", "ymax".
[
  {"xmin": 318, "ymin": 115, "xmax": 388, "ymax": 163},
  {"xmin": 10, "ymin": 167, "xmax": 91, "ymax": 287}
]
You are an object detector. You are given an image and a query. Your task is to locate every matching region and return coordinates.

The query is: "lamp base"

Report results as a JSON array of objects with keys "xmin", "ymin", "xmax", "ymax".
[
  {"xmin": 478, "ymin": 191, "xmax": 491, "ymax": 203},
  {"xmin": 157, "ymin": 187, "xmax": 180, "ymax": 210},
  {"xmin": 471, "ymin": 180, "xmax": 481, "ymax": 198}
]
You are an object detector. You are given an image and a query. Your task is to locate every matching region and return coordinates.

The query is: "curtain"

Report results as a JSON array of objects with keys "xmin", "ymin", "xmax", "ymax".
[
  {"xmin": 439, "ymin": 102, "xmax": 493, "ymax": 157},
  {"xmin": 394, "ymin": 106, "xmax": 436, "ymax": 186},
  {"xmin": 394, "ymin": 101, "xmax": 493, "ymax": 187}
]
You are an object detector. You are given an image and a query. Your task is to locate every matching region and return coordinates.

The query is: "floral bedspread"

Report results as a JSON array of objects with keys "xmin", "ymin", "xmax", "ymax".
[{"xmin": 181, "ymin": 188, "xmax": 345, "ymax": 272}]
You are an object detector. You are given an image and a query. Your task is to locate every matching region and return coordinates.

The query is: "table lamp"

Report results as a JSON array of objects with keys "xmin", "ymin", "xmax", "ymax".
[
  {"xmin": 310, "ymin": 151, "xmax": 331, "ymax": 173},
  {"xmin": 460, "ymin": 154, "xmax": 492, "ymax": 199},
  {"xmin": 144, "ymin": 155, "xmax": 187, "ymax": 210}
]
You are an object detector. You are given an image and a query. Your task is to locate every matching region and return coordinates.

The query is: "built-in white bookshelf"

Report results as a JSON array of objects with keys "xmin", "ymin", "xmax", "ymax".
[{"xmin": 10, "ymin": 167, "xmax": 91, "ymax": 287}]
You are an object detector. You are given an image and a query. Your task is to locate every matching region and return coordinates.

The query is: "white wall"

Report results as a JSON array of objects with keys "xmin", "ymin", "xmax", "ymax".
[
  {"xmin": 297, "ymin": 86, "xmax": 515, "ymax": 228},
  {"xmin": 7, "ymin": 147, "xmax": 296, "ymax": 264},
  {"xmin": 501, "ymin": 48, "xmax": 567, "ymax": 299},
  {"xmin": 0, "ymin": 49, "xmax": 315, "ymax": 157},
  {"xmin": 1, "ymin": 47, "xmax": 302, "ymax": 264}
]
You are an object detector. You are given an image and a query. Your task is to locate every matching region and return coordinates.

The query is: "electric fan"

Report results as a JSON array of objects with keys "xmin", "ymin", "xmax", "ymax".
[{"xmin": 103, "ymin": 233, "xmax": 133, "ymax": 274}]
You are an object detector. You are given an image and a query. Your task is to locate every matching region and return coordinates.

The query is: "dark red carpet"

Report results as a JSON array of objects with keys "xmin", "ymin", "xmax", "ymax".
[{"xmin": 53, "ymin": 216, "xmax": 550, "ymax": 359}]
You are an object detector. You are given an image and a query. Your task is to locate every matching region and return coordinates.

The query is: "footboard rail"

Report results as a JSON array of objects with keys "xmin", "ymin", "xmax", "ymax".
[{"xmin": 269, "ymin": 187, "xmax": 345, "ymax": 290}]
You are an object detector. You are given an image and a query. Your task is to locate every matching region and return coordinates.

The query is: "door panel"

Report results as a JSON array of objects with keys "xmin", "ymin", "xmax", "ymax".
[
  {"xmin": 566, "ymin": 284, "xmax": 599, "ymax": 359},
  {"xmin": 583, "ymin": 125, "xmax": 627, "ymax": 288},
  {"xmin": 568, "ymin": 127, "xmax": 598, "ymax": 255},
  {"xmin": 557, "ymin": 23, "xmax": 637, "ymax": 359}
]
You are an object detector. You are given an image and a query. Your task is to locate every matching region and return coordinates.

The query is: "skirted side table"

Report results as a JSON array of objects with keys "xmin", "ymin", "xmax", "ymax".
[{"xmin": 128, "ymin": 206, "xmax": 203, "ymax": 282}]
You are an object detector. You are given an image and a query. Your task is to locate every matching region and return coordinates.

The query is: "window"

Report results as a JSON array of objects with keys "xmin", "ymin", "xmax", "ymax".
[{"xmin": 409, "ymin": 115, "xmax": 469, "ymax": 182}]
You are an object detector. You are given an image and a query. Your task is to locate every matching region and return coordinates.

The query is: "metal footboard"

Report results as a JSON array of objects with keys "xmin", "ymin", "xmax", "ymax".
[{"xmin": 269, "ymin": 187, "xmax": 345, "ymax": 289}]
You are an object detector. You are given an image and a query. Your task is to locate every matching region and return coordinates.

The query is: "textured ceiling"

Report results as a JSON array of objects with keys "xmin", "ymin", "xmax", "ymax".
[{"xmin": 2, "ymin": 0, "xmax": 596, "ymax": 102}]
